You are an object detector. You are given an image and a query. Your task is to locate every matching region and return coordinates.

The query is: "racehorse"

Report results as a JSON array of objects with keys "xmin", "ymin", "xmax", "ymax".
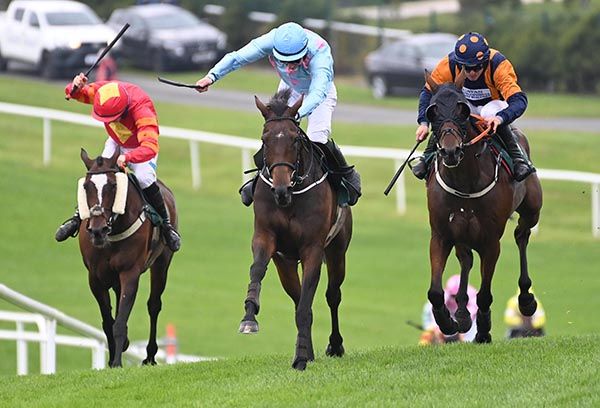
[
  {"xmin": 239, "ymin": 89, "xmax": 353, "ymax": 370},
  {"xmin": 78, "ymin": 149, "xmax": 177, "ymax": 367},
  {"xmin": 423, "ymin": 71, "xmax": 543, "ymax": 343}
]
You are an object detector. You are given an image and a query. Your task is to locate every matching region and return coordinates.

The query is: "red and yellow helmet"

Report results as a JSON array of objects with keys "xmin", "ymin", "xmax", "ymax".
[{"xmin": 92, "ymin": 82, "xmax": 129, "ymax": 123}]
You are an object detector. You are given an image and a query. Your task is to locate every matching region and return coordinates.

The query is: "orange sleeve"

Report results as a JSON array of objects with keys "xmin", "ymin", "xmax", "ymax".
[
  {"xmin": 64, "ymin": 82, "xmax": 102, "ymax": 104},
  {"xmin": 426, "ymin": 56, "xmax": 454, "ymax": 91},
  {"xmin": 124, "ymin": 107, "xmax": 160, "ymax": 163},
  {"xmin": 492, "ymin": 59, "xmax": 522, "ymax": 100}
]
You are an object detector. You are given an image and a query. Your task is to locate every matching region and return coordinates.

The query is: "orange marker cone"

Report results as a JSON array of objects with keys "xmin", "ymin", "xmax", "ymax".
[{"xmin": 165, "ymin": 323, "xmax": 178, "ymax": 364}]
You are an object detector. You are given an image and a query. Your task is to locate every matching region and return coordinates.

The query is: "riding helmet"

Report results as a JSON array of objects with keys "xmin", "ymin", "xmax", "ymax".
[
  {"xmin": 92, "ymin": 82, "xmax": 129, "ymax": 123},
  {"xmin": 454, "ymin": 32, "xmax": 490, "ymax": 66},
  {"xmin": 273, "ymin": 22, "xmax": 309, "ymax": 62}
]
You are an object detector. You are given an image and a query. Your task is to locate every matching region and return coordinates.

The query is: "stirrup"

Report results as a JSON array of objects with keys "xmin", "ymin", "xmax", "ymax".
[
  {"xmin": 410, "ymin": 157, "xmax": 429, "ymax": 180},
  {"xmin": 163, "ymin": 225, "xmax": 181, "ymax": 252}
]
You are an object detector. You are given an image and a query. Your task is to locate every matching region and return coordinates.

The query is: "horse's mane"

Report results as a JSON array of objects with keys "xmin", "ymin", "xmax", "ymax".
[{"xmin": 267, "ymin": 88, "xmax": 292, "ymax": 116}]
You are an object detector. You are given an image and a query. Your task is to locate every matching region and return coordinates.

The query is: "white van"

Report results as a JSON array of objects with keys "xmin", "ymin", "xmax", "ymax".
[{"xmin": 0, "ymin": 0, "xmax": 116, "ymax": 78}]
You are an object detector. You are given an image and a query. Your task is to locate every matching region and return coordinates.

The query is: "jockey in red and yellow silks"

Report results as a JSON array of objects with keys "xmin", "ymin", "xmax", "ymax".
[
  {"xmin": 65, "ymin": 80, "xmax": 160, "ymax": 164},
  {"xmin": 56, "ymin": 74, "xmax": 181, "ymax": 252},
  {"xmin": 412, "ymin": 32, "xmax": 535, "ymax": 182}
]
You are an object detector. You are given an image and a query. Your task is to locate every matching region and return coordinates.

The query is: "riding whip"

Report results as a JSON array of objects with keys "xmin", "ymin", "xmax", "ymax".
[
  {"xmin": 157, "ymin": 77, "xmax": 207, "ymax": 90},
  {"xmin": 67, "ymin": 23, "xmax": 130, "ymax": 99},
  {"xmin": 384, "ymin": 139, "xmax": 423, "ymax": 196},
  {"xmin": 405, "ymin": 320, "xmax": 425, "ymax": 331}
]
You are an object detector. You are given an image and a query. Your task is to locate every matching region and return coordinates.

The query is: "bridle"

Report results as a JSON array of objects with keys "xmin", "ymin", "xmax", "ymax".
[
  {"xmin": 85, "ymin": 168, "xmax": 120, "ymax": 233},
  {"xmin": 261, "ymin": 116, "xmax": 319, "ymax": 190}
]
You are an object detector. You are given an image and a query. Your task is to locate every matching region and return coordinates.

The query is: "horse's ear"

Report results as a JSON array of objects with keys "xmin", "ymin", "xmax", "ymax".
[
  {"xmin": 424, "ymin": 69, "xmax": 438, "ymax": 94},
  {"xmin": 255, "ymin": 95, "xmax": 270, "ymax": 119},
  {"xmin": 456, "ymin": 102, "xmax": 470, "ymax": 122},
  {"xmin": 81, "ymin": 148, "xmax": 94, "ymax": 170},
  {"xmin": 455, "ymin": 68, "xmax": 466, "ymax": 90},
  {"xmin": 288, "ymin": 94, "xmax": 304, "ymax": 117},
  {"xmin": 426, "ymin": 104, "xmax": 438, "ymax": 123},
  {"xmin": 106, "ymin": 149, "xmax": 120, "ymax": 168}
]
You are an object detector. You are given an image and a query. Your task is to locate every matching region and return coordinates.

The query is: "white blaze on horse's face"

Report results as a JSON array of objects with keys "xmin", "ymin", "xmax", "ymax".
[
  {"xmin": 275, "ymin": 132, "xmax": 284, "ymax": 139},
  {"xmin": 90, "ymin": 174, "xmax": 108, "ymax": 206}
]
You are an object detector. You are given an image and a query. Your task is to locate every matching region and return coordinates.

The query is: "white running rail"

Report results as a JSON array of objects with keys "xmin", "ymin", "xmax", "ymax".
[
  {"xmin": 0, "ymin": 101, "xmax": 598, "ymax": 237},
  {"xmin": 0, "ymin": 284, "xmax": 207, "ymax": 375}
]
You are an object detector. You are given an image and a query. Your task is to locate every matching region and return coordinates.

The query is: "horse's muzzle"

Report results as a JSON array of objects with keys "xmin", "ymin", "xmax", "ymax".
[
  {"xmin": 272, "ymin": 185, "xmax": 292, "ymax": 207},
  {"xmin": 440, "ymin": 146, "xmax": 464, "ymax": 168},
  {"xmin": 87, "ymin": 223, "xmax": 111, "ymax": 248}
]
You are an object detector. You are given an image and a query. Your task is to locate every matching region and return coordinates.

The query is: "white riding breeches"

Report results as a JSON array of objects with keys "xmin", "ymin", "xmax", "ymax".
[
  {"xmin": 277, "ymin": 80, "xmax": 337, "ymax": 144},
  {"xmin": 101, "ymin": 137, "xmax": 157, "ymax": 189},
  {"xmin": 468, "ymin": 100, "xmax": 509, "ymax": 119}
]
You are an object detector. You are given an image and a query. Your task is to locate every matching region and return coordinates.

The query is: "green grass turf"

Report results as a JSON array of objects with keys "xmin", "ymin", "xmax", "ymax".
[
  {"xmin": 0, "ymin": 77, "xmax": 599, "ymax": 377},
  {"xmin": 0, "ymin": 335, "xmax": 598, "ymax": 407}
]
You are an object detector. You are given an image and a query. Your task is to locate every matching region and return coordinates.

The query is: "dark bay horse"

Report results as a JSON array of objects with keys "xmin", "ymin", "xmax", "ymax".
[
  {"xmin": 78, "ymin": 149, "xmax": 177, "ymax": 367},
  {"xmin": 424, "ymin": 71, "xmax": 543, "ymax": 343},
  {"xmin": 239, "ymin": 89, "xmax": 353, "ymax": 370}
]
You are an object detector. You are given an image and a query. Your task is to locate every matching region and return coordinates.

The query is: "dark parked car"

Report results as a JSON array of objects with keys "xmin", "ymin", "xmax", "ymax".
[
  {"xmin": 364, "ymin": 33, "xmax": 457, "ymax": 98},
  {"xmin": 107, "ymin": 3, "xmax": 226, "ymax": 71}
]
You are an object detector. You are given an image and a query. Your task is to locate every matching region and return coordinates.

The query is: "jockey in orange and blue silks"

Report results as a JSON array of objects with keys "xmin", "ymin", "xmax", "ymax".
[
  {"xmin": 55, "ymin": 74, "xmax": 181, "ymax": 252},
  {"xmin": 411, "ymin": 32, "xmax": 535, "ymax": 183},
  {"xmin": 195, "ymin": 22, "xmax": 361, "ymax": 207}
]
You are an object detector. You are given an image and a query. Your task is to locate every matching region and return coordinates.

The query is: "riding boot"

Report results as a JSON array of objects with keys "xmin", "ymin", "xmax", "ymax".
[
  {"xmin": 411, "ymin": 137, "xmax": 437, "ymax": 180},
  {"xmin": 55, "ymin": 209, "xmax": 81, "ymax": 242},
  {"xmin": 320, "ymin": 139, "xmax": 362, "ymax": 206},
  {"xmin": 239, "ymin": 147, "xmax": 263, "ymax": 207},
  {"xmin": 143, "ymin": 182, "xmax": 181, "ymax": 252},
  {"xmin": 496, "ymin": 125, "xmax": 535, "ymax": 182}
]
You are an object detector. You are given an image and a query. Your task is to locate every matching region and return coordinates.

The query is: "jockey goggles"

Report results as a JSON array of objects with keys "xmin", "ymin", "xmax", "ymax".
[{"xmin": 461, "ymin": 63, "xmax": 484, "ymax": 72}]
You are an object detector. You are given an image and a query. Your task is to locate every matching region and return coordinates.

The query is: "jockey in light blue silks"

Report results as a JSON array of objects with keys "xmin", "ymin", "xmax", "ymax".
[{"xmin": 196, "ymin": 22, "xmax": 361, "ymax": 206}]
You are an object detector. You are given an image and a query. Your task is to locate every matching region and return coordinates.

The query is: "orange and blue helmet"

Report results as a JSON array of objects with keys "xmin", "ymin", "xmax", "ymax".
[{"xmin": 454, "ymin": 32, "xmax": 490, "ymax": 67}]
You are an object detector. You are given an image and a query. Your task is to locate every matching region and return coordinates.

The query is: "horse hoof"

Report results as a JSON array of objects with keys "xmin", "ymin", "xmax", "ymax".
[
  {"xmin": 326, "ymin": 343, "xmax": 345, "ymax": 357},
  {"xmin": 475, "ymin": 332, "xmax": 492, "ymax": 344},
  {"xmin": 519, "ymin": 297, "xmax": 538, "ymax": 317},
  {"xmin": 292, "ymin": 358, "xmax": 307, "ymax": 371},
  {"xmin": 238, "ymin": 320, "xmax": 259, "ymax": 334},
  {"xmin": 455, "ymin": 309, "xmax": 472, "ymax": 333},
  {"xmin": 142, "ymin": 358, "xmax": 157, "ymax": 366}
]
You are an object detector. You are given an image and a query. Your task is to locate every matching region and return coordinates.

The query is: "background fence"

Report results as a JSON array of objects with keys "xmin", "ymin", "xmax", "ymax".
[{"xmin": 1, "ymin": 101, "xmax": 598, "ymax": 237}]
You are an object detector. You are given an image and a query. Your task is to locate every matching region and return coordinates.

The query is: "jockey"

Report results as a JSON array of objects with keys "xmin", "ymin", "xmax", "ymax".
[
  {"xmin": 504, "ymin": 288, "xmax": 546, "ymax": 339},
  {"xmin": 55, "ymin": 73, "xmax": 181, "ymax": 252},
  {"xmin": 419, "ymin": 274, "xmax": 478, "ymax": 345},
  {"xmin": 412, "ymin": 32, "xmax": 535, "ymax": 182},
  {"xmin": 195, "ymin": 21, "xmax": 361, "ymax": 206}
]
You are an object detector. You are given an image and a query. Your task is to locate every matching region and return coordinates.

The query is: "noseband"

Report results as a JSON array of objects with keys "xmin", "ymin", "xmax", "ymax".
[
  {"xmin": 262, "ymin": 116, "xmax": 315, "ymax": 188},
  {"xmin": 85, "ymin": 168, "xmax": 121, "ymax": 232}
]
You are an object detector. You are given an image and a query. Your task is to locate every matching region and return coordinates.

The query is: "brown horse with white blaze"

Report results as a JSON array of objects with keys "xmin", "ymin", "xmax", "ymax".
[
  {"xmin": 78, "ymin": 148, "xmax": 177, "ymax": 367},
  {"xmin": 238, "ymin": 89, "xmax": 353, "ymax": 370},
  {"xmin": 423, "ymin": 71, "xmax": 543, "ymax": 343}
]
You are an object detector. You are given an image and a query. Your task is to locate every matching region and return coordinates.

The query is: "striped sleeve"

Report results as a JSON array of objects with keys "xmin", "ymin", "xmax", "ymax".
[
  {"xmin": 64, "ymin": 82, "xmax": 104, "ymax": 104},
  {"xmin": 125, "ymin": 110, "xmax": 160, "ymax": 163}
]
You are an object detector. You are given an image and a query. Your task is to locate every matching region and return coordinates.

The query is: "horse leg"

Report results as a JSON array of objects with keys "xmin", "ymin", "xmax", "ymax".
[
  {"xmin": 89, "ymin": 277, "xmax": 115, "ymax": 366},
  {"xmin": 324, "ymin": 245, "xmax": 346, "ymax": 358},
  {"xmin": 273, "ymin": 253, "xmax": 301, "ymax": 309},
  {"xmin": 292, "ymin": 246, "xmax": 323, "ymax": 371},
  {"xmin": 143, "ymin": 251, "xmax": 173, "ymax": 366},
  {"xmin": 474, "ymin": 241, "xmax": 501, "ymax": 344},
  {"xmin": 454, "ymin": 245, "xmax": 474, "ymax": 333},
  {"xmin": 515, "ymin": 192, "xmax": 542, "ymax": 317},
  {"xmin": 112, "ymin": 285, "xmax": 129, "ymax": 352},
  {"xmin": 239, "ymin": 233, "xmax": 275, "ymax": 334},
  {"xmin": 428, "ymin": 235, "xmax": 458, "ymax": 335},
  {"xmin": 110, "ymin": 270, "xmax": 141, "ymax": 367}
]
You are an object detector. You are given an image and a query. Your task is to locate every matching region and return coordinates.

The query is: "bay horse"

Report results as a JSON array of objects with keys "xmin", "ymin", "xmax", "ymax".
[
  {"xmin": 239, "ymin": 89, "xmax": 353, "ymax": 370},
  {"xmin": 78, "ymin": 149, "xmax": 177, "ymax": 367},
  {"xmin": 423, "ymin": 71, "xmax": 543, "ymax": 343}
]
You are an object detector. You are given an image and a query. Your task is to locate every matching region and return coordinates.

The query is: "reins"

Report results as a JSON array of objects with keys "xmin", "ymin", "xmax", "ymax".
[{"xmin": 260, "ymin": 116, "xmax": 328, "ymax": 195}]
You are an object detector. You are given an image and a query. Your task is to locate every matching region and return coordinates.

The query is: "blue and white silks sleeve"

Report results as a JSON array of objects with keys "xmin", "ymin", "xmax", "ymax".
[
  {"xmin": 297, "ymin": 51, "xmax": 334, "ymax": 118},
  {"xmin": 207, "ymin": 31, "xmax": 275, "ymax": 82}
]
